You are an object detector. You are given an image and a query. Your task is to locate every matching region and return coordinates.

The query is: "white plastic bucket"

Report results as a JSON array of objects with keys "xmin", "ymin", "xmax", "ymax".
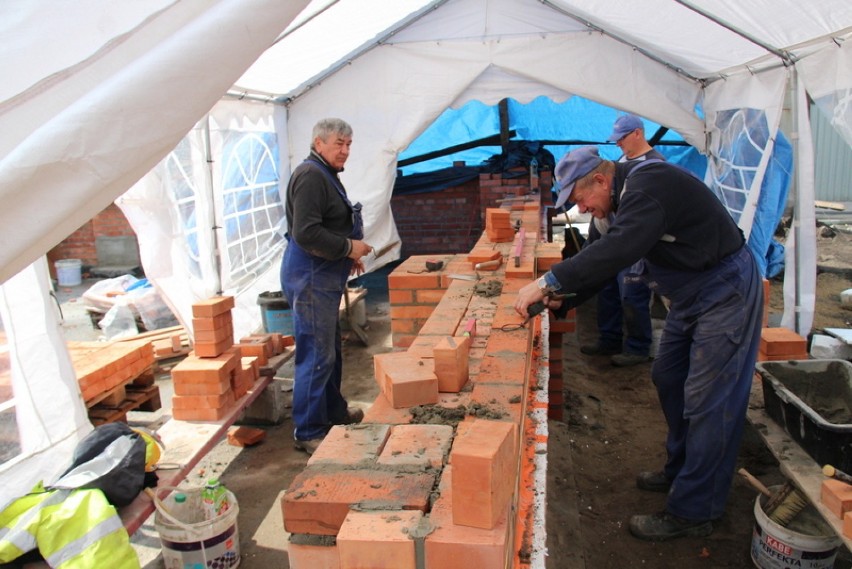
[
  {"xmin": 153, "ymin": 487, "xmax": 240, "ymax": 569},
  {"xmin": 55, "ymin": 259, "xmax": 82, "ymax": 287},
  {"xmin": 751, "ymin": 486, "xmax": 840, "ymax": 569}
]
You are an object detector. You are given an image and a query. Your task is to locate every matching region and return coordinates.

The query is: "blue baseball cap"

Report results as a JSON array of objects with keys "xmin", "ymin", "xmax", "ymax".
[
  {"xmin": 608, "ymin": 114, "xmax": 643, "ymax": 142},
  {"xmin": 553, "ymin": 146, "xmax": 604, "ymax": 209}
]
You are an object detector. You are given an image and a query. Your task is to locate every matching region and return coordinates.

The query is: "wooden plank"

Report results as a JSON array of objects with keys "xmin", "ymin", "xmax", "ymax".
[
  {"xmin": 815, "ymin": 200, "xmax": 846, "ymax": 211},
  {"xmin": 118, "ymin": 374, "xmax": 272, "ymax": 534},
  {"xmin": 747, "ymin": 377, "xmax": 852, "ymax": 552}
]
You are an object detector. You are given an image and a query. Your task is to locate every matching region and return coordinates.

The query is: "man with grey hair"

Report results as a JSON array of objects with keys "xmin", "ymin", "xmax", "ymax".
[
  {"xmin": 516, "ymin": 146, "xmax": 763, "ymax": 542},
  {"xmin": 281, "ymin": 118, "xmax": 373, "ymax": 455}
]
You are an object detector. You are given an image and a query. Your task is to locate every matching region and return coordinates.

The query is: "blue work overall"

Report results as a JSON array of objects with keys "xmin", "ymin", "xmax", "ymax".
[
  {"xmin": 281, "ymin": 160, "xmax": 363, "ymax": 441},
  {"xmin": 642, "ymin": 246, "xmax": 763, "ymax": 521},
  {"xmin": 596, "ymin": 266, "xmax": 653, "ymax": 355}
]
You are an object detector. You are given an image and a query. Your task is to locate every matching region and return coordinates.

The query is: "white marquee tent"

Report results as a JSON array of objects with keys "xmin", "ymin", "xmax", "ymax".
[{"xmin": 1, "ymin": 0, "xmax": 850, "ymax": 505}]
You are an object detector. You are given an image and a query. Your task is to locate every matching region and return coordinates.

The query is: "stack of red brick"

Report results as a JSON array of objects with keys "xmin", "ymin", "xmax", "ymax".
[
  {"xmin": 169, "ymin": 296, "xmax": 291, "ymax": 422},
  {"xmin": 281, "ymin": 199, "xmax": 564, "ymax": 568}
]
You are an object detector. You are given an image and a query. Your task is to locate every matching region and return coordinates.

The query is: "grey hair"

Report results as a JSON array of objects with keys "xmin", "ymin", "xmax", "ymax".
[
  {"xmin": 312, "ymin": 118, "xmax": 353, "ymax": 146},
  {"xmin": 574, "ymin": 160, "xmax": 614, "ymax": 191}
]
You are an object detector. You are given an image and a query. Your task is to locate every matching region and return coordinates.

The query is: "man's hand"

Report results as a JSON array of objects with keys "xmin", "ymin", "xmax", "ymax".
[
  {"xmin": 350, "ymin": 259, "xmax": 365, "ymax": 277},
  {"xmin": 515, "ymin": 280, "xmax": 546, "ymax": 317},
  {"xmin": 348, "ymin": 239, "xmax": 373, "ymax": 260}
]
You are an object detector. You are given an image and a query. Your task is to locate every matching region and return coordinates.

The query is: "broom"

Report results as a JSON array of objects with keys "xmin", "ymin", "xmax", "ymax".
[{"xmin": 738, "ymin": 468, "xmax": 809, "ymax": 527}]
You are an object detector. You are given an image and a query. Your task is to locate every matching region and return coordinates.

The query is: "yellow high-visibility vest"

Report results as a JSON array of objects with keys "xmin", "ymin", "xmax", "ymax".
[{"xmin": 0, "ymin": 486, "xmax": 139, "ymax": 569}]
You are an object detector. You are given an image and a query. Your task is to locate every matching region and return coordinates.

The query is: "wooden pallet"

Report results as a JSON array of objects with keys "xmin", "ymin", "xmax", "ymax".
[{"xmin": 88, "ymin": 385, "xmax": 161, "ymax": 426}]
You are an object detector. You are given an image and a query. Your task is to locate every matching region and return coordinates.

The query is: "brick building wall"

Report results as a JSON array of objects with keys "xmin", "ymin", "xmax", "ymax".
[
  {"xmin": 391, "ymin": 167, "xmax": 553, "ymax": 258},
  {"xmin": 47, "ymin": 204, "xmax": 137, "ymax": 277}
]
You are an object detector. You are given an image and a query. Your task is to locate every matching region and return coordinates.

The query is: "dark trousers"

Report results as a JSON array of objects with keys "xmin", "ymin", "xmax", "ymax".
[
  {"xmin": 596, "ymin": 268, "xmax": 653, "ymax": 356},
  {"xmin": 281, "ymin": 243, "xmax": 350, "ymax": 441},
  {"xmin": 648, "ymin": 247, "xmax": 763, "ymax": 520}
]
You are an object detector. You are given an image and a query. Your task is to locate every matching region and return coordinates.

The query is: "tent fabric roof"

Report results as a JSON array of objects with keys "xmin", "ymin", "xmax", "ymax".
[{"xmin": 234, "ymin": 0, "xmax": 852, "ymax": 99}]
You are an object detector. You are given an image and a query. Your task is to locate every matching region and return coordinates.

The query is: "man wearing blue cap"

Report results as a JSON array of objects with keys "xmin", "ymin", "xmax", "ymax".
[
  {"xmin": 516, "ymin": 146, "xmax": 763, "ymax": 541},
  {"xmin": 579, "ymin": 115, "xmax": 664, "ymax": 366}
]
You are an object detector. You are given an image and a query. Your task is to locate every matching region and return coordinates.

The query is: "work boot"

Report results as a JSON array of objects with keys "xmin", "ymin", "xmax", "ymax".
[
  {"xmin": 636, "ymin": 470, "xmax": 672, "ymax": 492},
  {"xmin": 337, "ymin": 407, "xmax": 364, "ymax": 425},
  {"xmin": 294, "ymin": 437, "xmax": 325, "ymax": 455},
  {"xmin": 611, "ymin": 352, "xmax": 652, "ymax": 367},
  {"xmin": 628, "ymin": 511, "xmax": 713, "ymax": 541},
  {"xmin": 579, "ymin": 343, "xmax": 621, "ymax": 356}
]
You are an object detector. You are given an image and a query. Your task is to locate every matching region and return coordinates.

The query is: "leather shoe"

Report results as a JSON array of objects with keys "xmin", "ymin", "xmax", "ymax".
[
  {"xmin": 611, "ymin": 352, "xmax": 652, "ymax": 367},
  {"xmin": 579, "ymin": 344, "xmax": 621, "ymax": 356},
  {"xmin": 294, "ymin": 437, "xmax": 325, "ymax": 455},
  {"xmin": 636, "ymin": 471, "xmax": 672, "ymax": 492},
  {"xmin": 334, "ymin": 407, "xmax": 364, "ymax": 425},
  {"xmin": 628, "ymin": 511, "xmax": 713, "ymax": 541}
]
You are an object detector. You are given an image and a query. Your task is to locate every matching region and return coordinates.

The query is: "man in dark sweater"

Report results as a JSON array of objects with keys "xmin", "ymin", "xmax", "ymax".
[
  {"xmin": 516, "ymin": 146, "xmax": 763, "ymax": 541},
  {"xmin": 280, "ymin": 118, "xmax": 372, "ymax": 455}
]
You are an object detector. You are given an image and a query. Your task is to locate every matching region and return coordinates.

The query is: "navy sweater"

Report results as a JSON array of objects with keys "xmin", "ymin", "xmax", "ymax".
[{"xmin": 550, "ymin": 161, "xmax": 744, "ymax": 295}]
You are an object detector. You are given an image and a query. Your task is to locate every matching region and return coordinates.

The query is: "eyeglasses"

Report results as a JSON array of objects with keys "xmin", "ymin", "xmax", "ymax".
[{"xmin": 617, "ymin": 130, "xmax": 637, "ymax": 143}]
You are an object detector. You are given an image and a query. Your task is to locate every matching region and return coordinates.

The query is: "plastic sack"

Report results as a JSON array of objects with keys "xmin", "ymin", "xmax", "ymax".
[{"xmin": 98, "ymin": 298, "xmax": 139, "ymax": 340}]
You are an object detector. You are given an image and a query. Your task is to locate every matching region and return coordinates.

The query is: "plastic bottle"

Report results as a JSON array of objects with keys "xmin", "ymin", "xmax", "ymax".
[
  {"xmin": 167, "ymin": 492, "xmax": 191, "ymax": 523},
  {"xmin": 201, "ymin": 478, "xmax": 230, "ymax": 520}
]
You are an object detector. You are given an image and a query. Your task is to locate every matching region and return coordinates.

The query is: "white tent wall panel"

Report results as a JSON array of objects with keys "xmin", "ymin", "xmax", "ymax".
[
  {"xmin": 0, "ymin": 0, "xmax": 311, "ymax": 285},
  {"xmin": 0, "ymin": 260, "xmax": 91, "ymax": 507}
]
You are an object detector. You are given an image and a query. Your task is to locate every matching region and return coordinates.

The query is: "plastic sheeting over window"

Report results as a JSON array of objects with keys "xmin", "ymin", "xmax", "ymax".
[{"xmin": 118, "ymin": 100, "xmax": 284, "ymax": 341}]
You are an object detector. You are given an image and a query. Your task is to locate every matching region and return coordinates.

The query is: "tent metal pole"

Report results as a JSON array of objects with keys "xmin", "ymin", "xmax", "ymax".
[
  {"xmin": 202, "ymin": 116, "xmax": 223, "ymax": 295},
  {"xmin": 789, "ymin": 67, "xmax": 803, "ymax": 334},
  {"xmin": 542, "ymin": 0, "xmax": 700, "ymax": 82},
  {"xmin": 674, "ymin": 0, "xmax": 794, "ymax": 66}
]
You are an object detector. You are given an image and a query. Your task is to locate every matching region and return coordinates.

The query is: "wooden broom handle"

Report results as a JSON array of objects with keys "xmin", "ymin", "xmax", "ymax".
[{"xmin": 738, "ymin": 468, "xmax": 773, "ymax": 497}]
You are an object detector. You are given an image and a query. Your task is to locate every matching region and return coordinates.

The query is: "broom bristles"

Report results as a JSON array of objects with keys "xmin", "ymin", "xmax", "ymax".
[{"xmin": 765, "ymin": 482, "xmax": 808, "ymax": 527}]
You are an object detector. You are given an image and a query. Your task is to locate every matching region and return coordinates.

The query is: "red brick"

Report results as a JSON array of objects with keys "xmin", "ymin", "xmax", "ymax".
[
  {"xmin": 450, "ymin": 418, "xmax": 518, "ymax": 529},
  {"xmin": 425, "ymin": 465, "xmax": 511, "ymax": 568},
  {"xmin": 192, "ymin": 311, "xmax": 234, "ymax": 331},
  {"xmin": 235, "ymin": 342, "xmax": 269, "ymax": 366},
  {"xmin": 377, "ymin": 424, "xmax": 453, "ymax": 469},
  {"xmin": 281, "ymin": 469, "xmax": 435, "ymax": 535},
  {"xmin": 192, "ymin": 336, "xmax": 234, "ymax": 358},
  {"xmin": 191, "ymin": 296, "xmax": 235, "ymax": 318},
  {"xmin": 307, "ymin": 424, "xmax": 391, "ymax": 467},
  {"xmin": 760, "ymin": 327, "xmax": 807, "ymax": 356},
  {"xmin": 337, "ymin": 510, "xmax": 422, "ymax": 569},
  {"xmin": 433, "ymin": 336, "xmax": 471, "ymax": 392},
  {"xmin": 171, "ymin": 389, "xmax": 234, "ymax": 411},
  {"xmin": 821, "ymin": 479, "xmax": 852, "ymax": 519},
  {"xmin": 227, "ymin": 426, "xmax": 266, "ymax": 447},
  {"xmin": 288, "ymin": 536, "xmax": 339, "ymax": 569},
  {"xmin": 383, "ymin": 357, "xmax": 439, "ymax": 408}
]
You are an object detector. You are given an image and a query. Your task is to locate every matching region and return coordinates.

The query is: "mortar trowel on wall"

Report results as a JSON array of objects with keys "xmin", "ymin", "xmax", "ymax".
[{"xmin": 448, "ymin": 257, "xmax": 503, "ymax": 281}]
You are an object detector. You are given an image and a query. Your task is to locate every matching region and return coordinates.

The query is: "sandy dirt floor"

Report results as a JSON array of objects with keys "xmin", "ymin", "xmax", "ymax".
[{"xmin": 118, "ymin": 222, "xmax": 852, "ymax": 568}]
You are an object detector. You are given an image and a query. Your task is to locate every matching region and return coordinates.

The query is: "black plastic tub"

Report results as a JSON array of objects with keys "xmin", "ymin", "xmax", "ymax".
[{"xmin": 756, "ymin": 359, "xmax": 852, "ymax": 472}]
